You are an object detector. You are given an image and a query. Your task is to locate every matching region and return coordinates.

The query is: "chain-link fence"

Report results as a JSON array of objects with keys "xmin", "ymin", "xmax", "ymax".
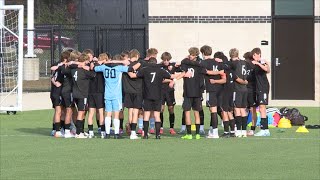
[{"xmin": 23, "ymin": 24, "xmax": 148, "ymax": 92}]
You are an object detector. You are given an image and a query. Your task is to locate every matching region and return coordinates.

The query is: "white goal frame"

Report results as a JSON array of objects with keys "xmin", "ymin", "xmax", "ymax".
[{"xmin": 0, "ymin": 5, "xmax": 24, "ymax": 112}]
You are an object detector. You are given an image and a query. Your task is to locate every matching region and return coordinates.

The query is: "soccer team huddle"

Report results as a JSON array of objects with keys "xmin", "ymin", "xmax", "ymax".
[{"xmin": 50, "ymin": 45, "xmax": 271, "ymax": 140}]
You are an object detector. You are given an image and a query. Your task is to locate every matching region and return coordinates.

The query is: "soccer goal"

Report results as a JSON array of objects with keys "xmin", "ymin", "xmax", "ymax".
[{"xmin": 0, "ymin": 5, "xmax": 24, "ymax": 113}]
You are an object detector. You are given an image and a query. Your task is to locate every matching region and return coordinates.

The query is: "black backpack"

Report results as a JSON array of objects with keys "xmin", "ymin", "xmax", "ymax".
[{"xmin": 280, "ymin": 107, "xmax": 308, "ymax": 126}]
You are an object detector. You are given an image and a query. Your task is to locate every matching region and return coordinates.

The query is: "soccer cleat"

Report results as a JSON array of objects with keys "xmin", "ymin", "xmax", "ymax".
[
  {"xmin": 169, "ymin": 128, "xmax": 176, "ymax": 135},
  {"xmin": 54, "ymin": 131, "xmax": 63, "ymax": 138},
  {"xmin": 254, "ymin": 130, "xmax": 271, "ymax": 137},
  {"xmin": 114, "ymin": 134, "xmax": 120, "ymax": 139},
  {"xmin": 88, "ymin": 134, "xmax": 95, "ymax": 139},
  {"xmin": 199, "ymin": 130, "xmax": 206, "ymax": 135},
  {"xmin": 160, "ymin": 128, "xmax": 164, "ymax": 134},
  {"xmin": 75, "ymin": 133, "xmax": 88, "ymax": 139},
  {"xmin": 178, "ymin": 129, "xmax": 186, "ymax": 134},
  {"xmin": 195, "ymin": 134, "xmax": 201, "ymax": 140},
  {"xmin": 229, "ymin": 133, "xmax": 236, "ymax": 138},
  {"xmin": 50, "ymin": 130, "xmax": 56, "ymax": 136},
  {"xmin": 130, "ymin": 134, "xmax": 140, "ymax": 140},
  {"xmin": 149, "ymin": 128, "xmax": 155, "ymax": 134},
  {"xmin": 60, "ymin": 128, "xmax": 65, "ymax": 136},
  {"xmin": 137, "ymin": 129, "xmax": 143, "ymax": 134},
  {"xmin": 242, "ymin": 130, "xmax": 247, "ymax": 138},
  {"xmin": 97, "ymin": 127, "xmax": 101, "ymax": 134},
  {"xmin": 119, "ymin": 129, "xmax": 124, "ymax": 135},
  {"xmin": 247, "ymin": 130, "xmax": 255, "ymax": 136},
  {"xmin": 110, "ymin": 129, "xmax": 114, "ymax": 135},
  {"xmin": 221, "ymin": 133, "xmax": 230, "ymax": 138},
  {"xmin": 156, "ymin": 135, "xmax": 161, "ymax": 139},
  {"xmin": 100, "ymin": 134, "xmax": 106, "ymax": 139},
  {"xmin": 206, "ymin": 134, "xmax": 215, "ymax": 139},
  {"xmin": 181, "ymin": 134, "xmax": 193, "ymax": 140},
  {"xmin": 105, "ymin": 134, "xmax": 111, "ymax": 139},
  {"xmin": 64, "ymin": 131, "xmax": 75, "ymax": 138}
]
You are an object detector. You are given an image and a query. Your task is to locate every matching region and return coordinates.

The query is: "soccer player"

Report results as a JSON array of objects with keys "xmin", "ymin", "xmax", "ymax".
[
  {"xmin": 94, "ymin": 57, "xmax": 135, "ymax": 139},
  {"xmin": 229, "ymin": 48, "xmax": 249, "ymax": 138},
  {"xmin": 87, "ymin": 53, "xmax": 107, "ymax": 138},
  {"xmin": 214, "ymin": 52, "xmax": 236, "ymax": 137},
  {"xmin": 200, "ymin": 45, "xmax": 226, "ymax": 139},
  {"xmin": 130, "ymin": 57, "xmax": 176, "ymax": 139},
  {"xmin": 71, "ymin": 53, "xmax": 96, "ymax": 138},
  {"xmin": 122, "ymin": 49, "xmax": 144, "ymax": 139},
  {"xmin": 243, "ymin": 52, "xmax": 257, "ymax": 136},
  {"xmin": 251, "ymin": 48, "xmax": 271, "ymax": 137},
  {"xmin": 50, "ymin": 51, "xmax": 68, "ymax": 137},
  {"xmin": 160, "ymin": 52, "xmax": 180, "ymax": 135}
]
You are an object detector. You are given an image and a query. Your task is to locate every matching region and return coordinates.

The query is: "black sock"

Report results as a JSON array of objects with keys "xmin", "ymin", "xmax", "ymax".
[
  {"xmin": 261, "ymin": 118, "xmax": 268, "ymax": 129},
  {"xmin": 54, "ymin": 122, "xmax": 61, "ymax": 131},
  {"xmin": 182, "ymin": 111, "xmax": 185, "ymax": 125},
  {"xmin": 200, "ymin": 110, "xmax": 204, "ymax": 125},
  {"xmin": 235, "ymin": 116, "xmax": 242, "ymax": 131},
  {"xmin": 155, "ymin": 122, "xmax": 161, "ymax": 136},
  {"xmin": 120, "ymin": 118, "xmax": 124, "ymax": 130},
  {"xmin": 76, "ymin": 120, "xmax": 81, "ymax": 135},
  {"xmin": 101, "ymin": 124, "xmax": 106, "ymax": 132},
  {"xmin": 251, "ymin": 125, "xmax": 256, "ymax": 131},
  {"xmin": 81, "ymin": 120, "xmax": 85, "ymax": 133},
  {"xmin": 65, "ymin": 123, "xmax": 71, "ymax": 130},
  {"xmin": 60, "ymin": 120, "xmax": 65, "ymax": 129},
  {"xmin": 229, "ymin": 119, "xmax": 235, "ymax": 132},
  {"xmin": 196, "ymin": 124, "xmax": 200, "ymax": 134},
  {"xmin": 96, "ymin": 119, "xmax": 101, "ymax": 128},
  {"xmin": 131, "ymin": 123, "xmax": 137, "ymax": 132},
  {"xmin": 82, "ymin": 119, "xmax": 85, "ymax": 131},
  {"xmin": 160, "ymin": 112, "xmax": 164, "ymax": 128},
  {"xmin": 186, "ymin": 125, "xmax": 191, "ymax": 134},
  {"xmin": 143, "ymin": 121, "xmax": 149, "ymax": 136},
  {"xmin": 217, "ymin": 108, "xmax": 223, "ymax": 119},
  {"xmin": 88, "ymin": 124, "xmax": 93, "ymax": 131},
  {"xmin": 52, "ymin": 123, "xmax": 55, "ymax": 130},
  {"xmin": 211, "ymin": 113, "xmax": 218, "ymax": 129},
  {"xmin": 223, "ymin": 121, "xmax": 229, "ymax": 133},
  {"xmin": 169, "ymin": 113, "xmax": 175, "ymax": 128},
  {"xmin": 242, "ymin": 116, "xmax": 247, "ymax": 130}
]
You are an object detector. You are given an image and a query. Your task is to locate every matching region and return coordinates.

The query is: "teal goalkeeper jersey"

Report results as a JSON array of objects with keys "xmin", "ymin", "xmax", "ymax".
[{"xmin": 94, "ymin": 64, "xmax": 129, "ymax": 100}]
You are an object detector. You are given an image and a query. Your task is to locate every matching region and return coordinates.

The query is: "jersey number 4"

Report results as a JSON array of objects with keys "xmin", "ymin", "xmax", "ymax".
[
  {"xmin": 73, "ymin": 71, "xmax": 78, "ymax": 81},
  {"xmin": 105, "ymin": 69, "xmax": 116, "ymax": 78}
]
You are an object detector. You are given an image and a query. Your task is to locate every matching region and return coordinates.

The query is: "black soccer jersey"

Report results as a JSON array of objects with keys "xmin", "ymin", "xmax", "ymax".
[
  {"xmin": 246, "ymin": 61, "xmax": 256, "ymax": 92},
  {"xmin": 71, "ymin": 68, "xmax": 96, "ymax": 99},
  {"xmin": 200, "ymin": 59, "xmax": 224, "ymax": 92},
  {"xmin": 60, "ymin": 65, "xmax": 75, "ymax": 94},
  {"xmin": 122, "ymin": 61, "xmax": 144, "ymax": 94},
  {"xmin": 136, "ymin": 64, "xmax": 171, "ymax": 100},
  {"xmin": 180, "ymin": 58, "xmax": 207, "ymax": 98},
  {"xmin": 50, "ymin": 65, "xmax": 64, "ymax": 97},
  {"xmin": 89, "ymin": 63, "xmax": 104, "ymax": 94},
  {"xmin": 161, "ymin": 62, "xmax": 181, "ymax": 92},
  {"xmin": 221, "ymin": 60, "xmax": 236, "ymax": 91},
  {"xmin": 255, "ymin": 61, "xmax": 270, "ymax": 93},
  {"xmin": 233, "ymin": 60, "xmax": 248, "ymax": 92}
]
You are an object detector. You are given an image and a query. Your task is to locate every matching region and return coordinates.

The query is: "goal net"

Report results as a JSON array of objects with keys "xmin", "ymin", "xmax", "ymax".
[{"xmin": 0, "ymin": 5, "xmax": 24, "ymax": 112}]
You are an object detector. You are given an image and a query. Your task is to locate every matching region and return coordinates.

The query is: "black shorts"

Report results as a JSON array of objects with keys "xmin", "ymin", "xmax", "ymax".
[
  {"xmin": 162, "ymin": 91, "xmax": 176, "ymax": 106},
  {"xmin": 61, "ymin": 92, "xmax": 74, "ymax": 108},
  {"xmin": 88, "ymin": 93, "xmax": 104, "ymax": 109},
  {"xmin": 256, "ymin": 91, "xmax": 268, "ymax": 105},
  {"xmin": 233, "ymin": 91, "xmax": 248, "ymax": 108},
  {"xmin": 143, "ymin": 99, "xmax": 162, "ymax": 112},
  {"xmin": 124, "ymin": 93, "xmax": 143, "ymax": 109},
  {"xmin": 206, "ymin": 91, "xmax": 222, "ymax": 107},
  {"xmin": 182, "ymin": 97, "xmax": 202, "ymax": 111},
  {"xmin": 221, "ymin": 88, "xmax": 233, "ymax": 112},
  {"xmin": 74, "ymin": 98, "xmax": 88, "ymax": 111},
  {"xmin": 247, "ymin": 91, "xmax": 257, "ymax": 107},
  {"xmin": 50, "ymin": 95, "xmax": 63, "ymax": 108}
]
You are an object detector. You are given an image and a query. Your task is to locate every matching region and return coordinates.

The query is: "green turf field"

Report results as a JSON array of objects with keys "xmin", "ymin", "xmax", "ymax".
[{"xmin": 1, "ymin": 106, "xmax": 319, "ymax": 180}]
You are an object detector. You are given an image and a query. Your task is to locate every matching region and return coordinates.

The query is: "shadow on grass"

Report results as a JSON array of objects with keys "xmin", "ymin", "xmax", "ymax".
[{"xmin": 16, "ymin": 128, "xmax": 51, "ymax": 136}]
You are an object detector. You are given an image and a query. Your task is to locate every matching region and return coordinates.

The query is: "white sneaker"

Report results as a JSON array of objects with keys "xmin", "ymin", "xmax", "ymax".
[
  {"xmin": 64, "ymin": 131, "xmax": 75, "ymax": 138},
  {"xmin": 88, "ymin": 134, "xmax": 95, "ymax": 138},
  {"xmin": 100, "ymin": 131, "xmax": 106, "ymax": 139},
  {"xmin": 254, "ymin": 130, "xmax": 271, "ymax": 137},
  {"xmin": 236, "ymin": 130, "xmax": 242, "ymax": 137},
  {"xmin": 75, "ymin": 133, "xmax": 88, "ymax": 139},
  {"xmin": 130, "ymin": 134, "xmax": 140, "ymax": 140},
  {"xmin": 54, "ymin": 131, "xmax": 63, "ymax": 138},
  {"xmin": 50, "ymin": 130, "xmax": 56, "ymax": 136},
  {"xmin": 242, "ymin": 130, "xmax": 247, "ymax": 138}
]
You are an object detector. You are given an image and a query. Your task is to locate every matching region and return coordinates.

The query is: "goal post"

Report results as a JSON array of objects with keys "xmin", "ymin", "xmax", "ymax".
[{"xmin": 0, "ymin": 5, "xmax": 24, "ymax": 112}]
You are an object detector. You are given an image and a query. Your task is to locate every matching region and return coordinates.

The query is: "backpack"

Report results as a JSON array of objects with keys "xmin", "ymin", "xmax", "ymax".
[{"xmin": 281, "ymin": 107, "xmax": 308, "ymax": 126}]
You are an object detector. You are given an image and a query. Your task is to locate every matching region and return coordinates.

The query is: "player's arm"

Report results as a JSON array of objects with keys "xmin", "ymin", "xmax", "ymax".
[
  {"xmin": 235, "ymin": 76, "xmax": 248, "ymax": 85},
  {"xmin": 253, "ymin": 60, "xmax": 270, "ymax": 73},
  {"xmin": 210, "ymin": 73, "xmax": 227, "ymax": 84},
  {"xmin": 50, "ymin": 62, "xmax": 64, "ymax": 71},
  {"xmin": 94, "ymin": 64, "xmax": 106, "ymax": 72}
]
